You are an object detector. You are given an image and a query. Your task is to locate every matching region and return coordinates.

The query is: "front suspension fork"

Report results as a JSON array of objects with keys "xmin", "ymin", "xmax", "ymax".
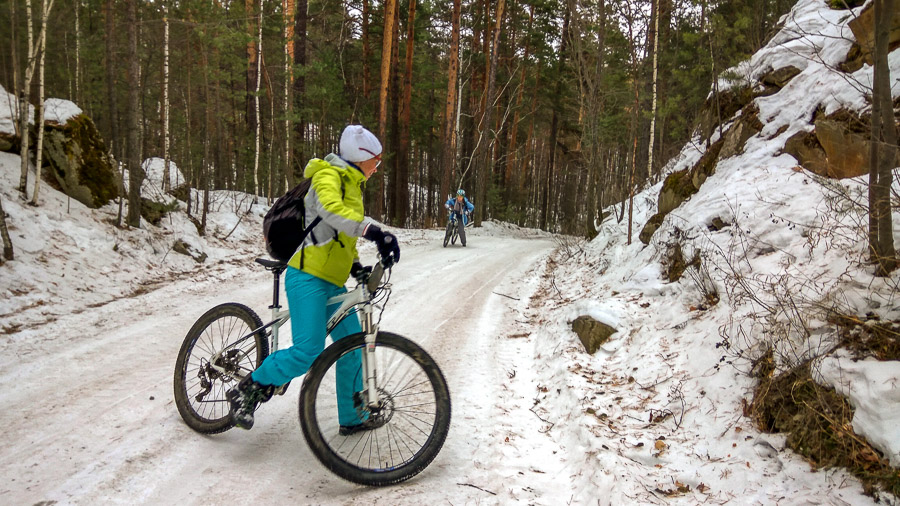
[{"xmin": 360, "ymin": 310, "xmax": 381, "ymax": 410}]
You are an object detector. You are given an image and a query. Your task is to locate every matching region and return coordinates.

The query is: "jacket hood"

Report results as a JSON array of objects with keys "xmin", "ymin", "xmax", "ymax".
[{"xmin": 304, "ymin": 153, "xmax": 366, "ymax": 184}]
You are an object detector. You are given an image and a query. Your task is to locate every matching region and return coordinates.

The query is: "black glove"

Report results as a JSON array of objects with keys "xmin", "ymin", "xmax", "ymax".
[
  {"xmin": 363, "ymin": 225, "xmax": 401, "ymax": 264},
  {"xmin": 350, "ymin": 261, "xmax": 372, "ymax": 281}
]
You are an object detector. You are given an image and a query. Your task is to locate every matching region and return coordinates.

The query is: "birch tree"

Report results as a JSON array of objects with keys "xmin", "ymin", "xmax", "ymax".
[
  {"xmin": 647, "ymin": 0, "xmax": 660, "ymax": 182},
  {"xmin": 252, "ymin": 0, "xmax": 263, "ymax": 199},
  {"xmin": 162, "ymin": 2, "xmax": 171, "ymax": 192},
  {"xmin": 125, "ymin": 0, "xmax": 143, "ymax": 227},
  {"xmin": 29, "ymin": 0, "xmax": 54, "ymax": 206},
  {"xmin": 18, "ymin": 0, "xmax": 36, "ymax": 196}
]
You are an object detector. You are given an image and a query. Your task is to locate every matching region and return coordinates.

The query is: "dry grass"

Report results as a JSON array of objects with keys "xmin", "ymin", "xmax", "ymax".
[{"xmin": 750, "ymin": 350, "xmax": 900, "ymax": 499}]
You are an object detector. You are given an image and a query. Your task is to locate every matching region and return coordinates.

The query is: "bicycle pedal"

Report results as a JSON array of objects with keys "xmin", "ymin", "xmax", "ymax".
[{"xmin": 274, "ymin": 381, "xmax": 291, "ymax": 396}]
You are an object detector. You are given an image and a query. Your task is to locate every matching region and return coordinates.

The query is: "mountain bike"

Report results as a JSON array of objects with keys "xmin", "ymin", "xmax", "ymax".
[
  {"xmin": 173, "ymin": 257, "xmax": 452, "ymax": 486},
  {"xmin": 443, "ymin": 211, "xmax": 468, "ymax": 247}
]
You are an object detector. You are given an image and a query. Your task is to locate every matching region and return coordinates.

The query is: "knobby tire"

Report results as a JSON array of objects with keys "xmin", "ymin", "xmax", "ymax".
[
  {"xmin": 299, "ymin": 332, "xmax": 451, "ymax": 486},
  {"xmin": 174, "ymin": 302, "xmax": 269, "ymax": 434}
]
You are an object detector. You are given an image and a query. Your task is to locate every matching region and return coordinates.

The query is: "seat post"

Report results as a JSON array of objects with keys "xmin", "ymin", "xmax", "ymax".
[{"xmin": 271, "ymin": 268, "xmax": 282, "ymax": 310}]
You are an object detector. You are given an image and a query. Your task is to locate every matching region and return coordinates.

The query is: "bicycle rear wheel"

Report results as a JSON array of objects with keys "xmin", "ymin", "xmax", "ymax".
[
  {"xmin": 174, "ymin": 303, "xmax": 269, "ymax": 434},
  {"xmin": 299, "ymin": 332, "xmax": 451, "ymax": 486}
]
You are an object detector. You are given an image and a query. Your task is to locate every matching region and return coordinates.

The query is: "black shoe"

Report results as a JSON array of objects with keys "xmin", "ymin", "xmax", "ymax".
[
  {"xmin": 339, "ymin": 417, "xmax": 385, "ymax": 436},
  {"xmin": 226, "ymin": 376, "xmax": 274, "ymax": 430}
]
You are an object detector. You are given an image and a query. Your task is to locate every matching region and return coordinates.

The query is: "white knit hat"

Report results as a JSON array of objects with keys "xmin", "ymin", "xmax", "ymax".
[{"xmin": 339, "ymin": 125, "xmax": 382, "ymax": 162}]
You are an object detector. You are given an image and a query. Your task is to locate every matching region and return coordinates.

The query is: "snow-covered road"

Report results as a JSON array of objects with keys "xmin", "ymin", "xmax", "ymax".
[{"xmin": 0, "ymin": 229, "xmax": 560, "ymax": 505}]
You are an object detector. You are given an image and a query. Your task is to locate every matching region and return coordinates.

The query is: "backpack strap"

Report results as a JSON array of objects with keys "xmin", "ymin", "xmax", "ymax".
[{"xmin": 299, "ymin": 216, "xmax": 323, "ymax": 270}]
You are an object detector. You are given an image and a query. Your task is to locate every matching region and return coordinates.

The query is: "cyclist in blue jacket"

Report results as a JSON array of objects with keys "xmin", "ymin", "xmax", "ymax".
[
  {"xmin": 445, "ymin": 189, "xmax": 474, "ymax": 225},
  {"xmin": 445, "ymin": 189, "xmax": 474, "ymax": 246}
]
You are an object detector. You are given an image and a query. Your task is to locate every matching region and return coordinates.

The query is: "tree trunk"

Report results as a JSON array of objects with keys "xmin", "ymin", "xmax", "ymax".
[
  {"xmin": 163, "ymin": 3, "xmax": 171, "ymax": 192},
  {"xmin": 74, "ymin": 0, "xmax": 81, "ymax": 105},
  {"xmin": 475, "ymin": 0, "xmax": 505, "ymax": 226},
  {"xmin": 18, "ymin": 0, "xmax": 35, "ymax": 197},
  {"xmin": 388, "ymin": 3, "xmax": 401, "ymax": 224},
  {"xmin": 362, "ymin": 0, "xmax": 371, "ymax": 99},
  {"xmin": 246, "ymin": 0, "xmax": 257, "ymax": 132},
  {"xmin": 439, "ymin": 0, "xmax": 461, "ymax": 220},
  {"xmin": 541, "ymin": 2, "xmax": 569, "ymax": 231},
  {"xmin": 252, "ymin": 1, "xmax": 263, "ymax": 199},
  {"xmin": 292, "ymin": 0, "xmax": 308, "ymax": 181},
  {"xmin": 647, "ymin": 0, "xmax": 660, "ymax": 181},
  {"xmin": 30, "ymin": 0, "xmax": 53, "ymax": 206},
  {"xmin": 374, "ymin": 0, "xmax": 397, "ymax": 220},
  {"xmin": 868, "ymin": 0, "xmax": 898, "ymax": 275},
  {"xmin": 505, "ymin": 4, "xmax": 533, "ymax": 199},
  {"xmin": 283, "ymin": 0, "xmax": 294, "ymax": 189},
  {"xmin": 125, "ymin": 0, "xmax": 143, "ymax": 228},
  {"xmin": 396, "ymin": 0, "xmax": 417, "ymax": 228},
  {"xmin": 0, "ymin": 195, "xmax": 13, "ymax": 262},
  {"xmin": 104, "ymin": 0, "xmax": 119, "ymax": 160}
]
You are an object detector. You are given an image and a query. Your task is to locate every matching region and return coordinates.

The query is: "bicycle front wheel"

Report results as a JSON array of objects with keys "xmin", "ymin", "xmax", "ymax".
[
  {"xmin": 299, "ymin": 332, "xmax": 451, "ymax": 486},
  {"xmin": 174, "ymin": 302, "xmax": 269, "ymax": 434},
  {"xmin": 443, "ymin": 221, "xmax": 452, "ymax": 247}
]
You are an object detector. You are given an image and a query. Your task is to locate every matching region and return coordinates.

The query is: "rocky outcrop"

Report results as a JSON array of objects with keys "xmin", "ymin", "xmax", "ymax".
[
  {"xmin": 696, "ymin": 86, "xmax": 754, "ymax": 144},
  {"xmin": 760, "ymin": 66, "xmax": 802, "ymax": 89},
  {"xmin": 658, "ymin": 169, "xmax": 697, "ymax": 216},
  {"xmin": 0, "ymin": 131, "xmax": 14, "ymax": 152},
  {"xmin": 640, "ymin": 212, "xmax": 666, "ymax": 245},
  {"xmin": 783, "ymin": 130, "xmax": 828, "ymax": 175},
  {"xmin": 814, "ymin": 119, "xmax": 872, "ymax": 179},
  {"xmin": 689, "ymin": 138, "xmax": 725, "ymax": 190},
  {"xmin": 847, "ymin": 3, "xmax": 900, "ymax": 66},
  {"xmin": 571, "ymin": 315, "xmax": 618, "ymax": 354},
  {"xmin": 41, "ymin": 114, "xmax": 119, "ymax": 208},
  {"xmin": 720, "ymin": 110, "xmax": 763, "ymax": 160}
]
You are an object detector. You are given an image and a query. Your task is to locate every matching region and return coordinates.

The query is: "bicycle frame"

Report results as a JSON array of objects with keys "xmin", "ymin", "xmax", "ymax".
[{"xmin": 209, "ymin": 262, "xmax": 386, "ymax": 410}]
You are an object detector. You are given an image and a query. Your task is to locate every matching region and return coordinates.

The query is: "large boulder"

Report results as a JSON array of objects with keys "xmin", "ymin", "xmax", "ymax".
[
  {"xmin": 571, "ymin": 315, "xmax": 618, "ymax": 354},
  {"xmin": 41, "ymin": 110, "xmax": 119, "ymax": 208}
]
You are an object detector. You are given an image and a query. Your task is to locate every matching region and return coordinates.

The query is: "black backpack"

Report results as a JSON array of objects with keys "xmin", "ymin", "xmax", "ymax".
[{"xmin": 262, "ymin": 179, "xmax": 322, "ymax": 262}]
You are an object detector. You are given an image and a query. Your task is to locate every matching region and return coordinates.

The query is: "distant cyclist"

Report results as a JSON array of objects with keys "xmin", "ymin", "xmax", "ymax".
[{"xmin": 445, "ymin": 189, "xmax": 474, "ymax": 247}]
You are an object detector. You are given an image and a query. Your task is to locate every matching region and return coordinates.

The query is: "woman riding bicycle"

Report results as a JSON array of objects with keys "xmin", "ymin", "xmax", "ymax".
[
  {"xmin": 445, "ymin": 189, "xmax": 474, "ymax": 246},
  {"xmin": 227, "ymin": 124, "xmax": 400, "ymax": 432}
]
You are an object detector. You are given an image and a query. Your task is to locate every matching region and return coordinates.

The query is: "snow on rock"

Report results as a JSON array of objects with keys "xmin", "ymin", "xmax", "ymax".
[
  {"xmin": 43, "ymin": 98, "xmax": 82, "ymax": 125},
  {"xmin": 0, "ymin": 83, "xmax": 33, "ymax": 135},
  {"xmin": 142, "ymin": 157, "xmax": 186, "ymax": 191}
]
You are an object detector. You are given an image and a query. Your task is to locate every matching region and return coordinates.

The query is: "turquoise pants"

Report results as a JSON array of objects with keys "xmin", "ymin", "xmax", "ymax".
[{"xmin": 251, "ymin": 268, "xmax": 364, "ymax": 426}]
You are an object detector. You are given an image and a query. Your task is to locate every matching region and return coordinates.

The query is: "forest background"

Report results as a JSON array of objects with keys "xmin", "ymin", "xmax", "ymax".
[{"xmin": 0, "ymin": 0, "xmax": 801, "ymax": 235}]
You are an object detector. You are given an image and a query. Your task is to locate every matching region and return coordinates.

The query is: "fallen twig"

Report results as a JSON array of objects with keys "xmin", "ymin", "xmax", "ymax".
[{"xmin": 457, "ymin": 483, "xmax": 497, "ymax": 495}]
